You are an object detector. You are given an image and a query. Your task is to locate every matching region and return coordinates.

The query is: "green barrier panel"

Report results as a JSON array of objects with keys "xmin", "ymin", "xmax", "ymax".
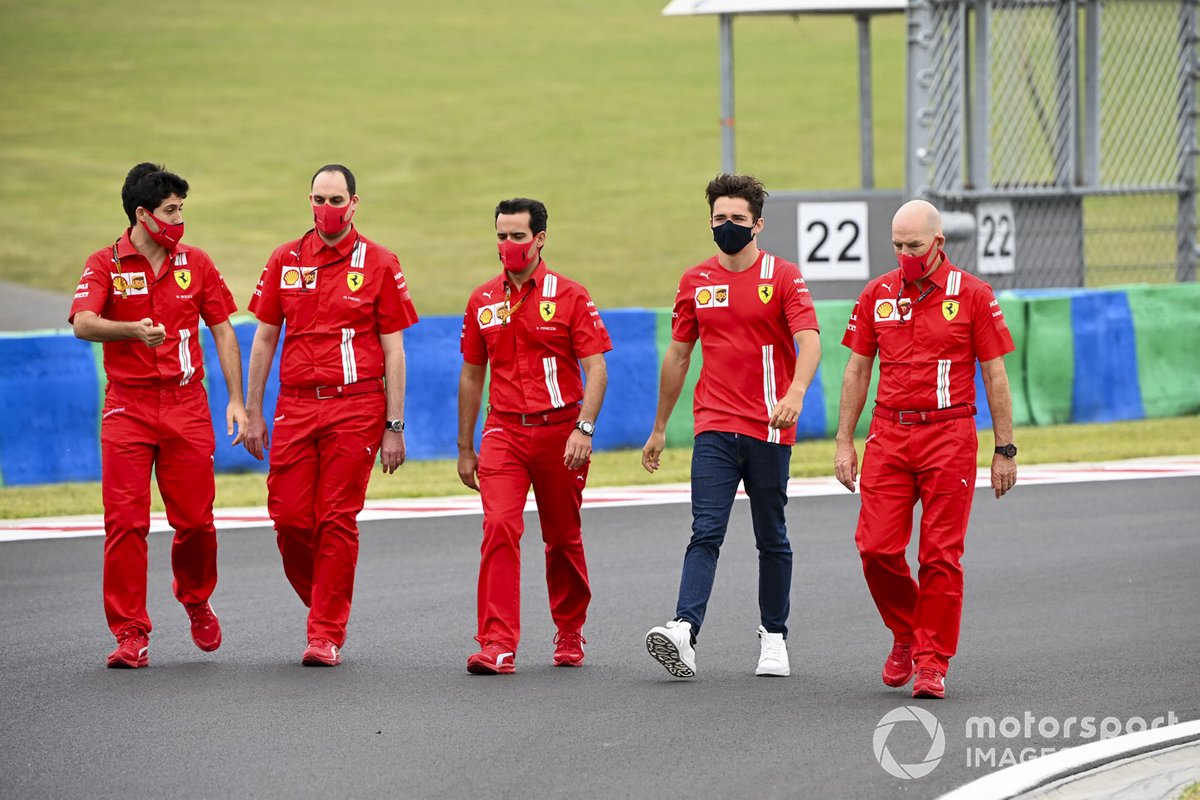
[
  {"xmin": 1124, "ymin": 283, "xmax": 1200, "ymax": 419},
  {"xmin": 814, "ymin": 300, "xmax": 879, "ymax": 439},
  {"xmin": 1024, "ymin": 296, "xmax": 1075, "ymax": 425},
  {"xmin": 654, "ymin": 308, "xmax": 704, "ymax": 448},
  {"xmin": 996, "ymin": 292, "xmax": 1032, "ymax": 428}
]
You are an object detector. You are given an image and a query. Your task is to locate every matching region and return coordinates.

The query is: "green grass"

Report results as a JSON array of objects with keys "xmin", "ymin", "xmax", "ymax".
[
  {"xmin": 0, "ymin": 1, "xmax": 906, "ymax": 315},
  {"xmin": 1180, "ymin": 782, "xmax": 1200, "ymax": 800},
  {"xmin": 1, "ymin": 415, "xmax": 1196, "ymax": 519}
]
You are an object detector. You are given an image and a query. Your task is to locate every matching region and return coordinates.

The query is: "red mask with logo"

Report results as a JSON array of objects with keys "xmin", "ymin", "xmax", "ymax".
[
  {"xmin": 313, "ymin": 202, "xmax": 353, "ymax": 236},
  {"xmin": 498, "ymin": 238, "xmax": 538, "ymax": 272},
  {"xmin": 897, "ymin": 240, "xmax": 943, "ymax": 282},
  {"xmin": 139, "ymin": 211, "xmax": 185, "ymax": 251}
]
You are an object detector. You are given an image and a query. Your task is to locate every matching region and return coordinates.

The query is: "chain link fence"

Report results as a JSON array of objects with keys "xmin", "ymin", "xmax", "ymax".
[{"xmin": 906, "ymin": 0, "xmax": 1197, "ymax": 288}]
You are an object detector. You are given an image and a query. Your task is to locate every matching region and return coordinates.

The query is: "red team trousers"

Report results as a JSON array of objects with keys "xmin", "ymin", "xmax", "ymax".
[
  {"xmin": 476, "ymin": 414, "xmax": 591, "ymax": 649},
  {"xmin": 267, "ymin": 390, "xmax": 383, "ymax": 646},
  {"xmin": 101, "ymin": 382, "xmax": 218, "ymax": 637},
  {"xmin": 855, "ymin": 413, "xmax": 978, "ymax": 673}
]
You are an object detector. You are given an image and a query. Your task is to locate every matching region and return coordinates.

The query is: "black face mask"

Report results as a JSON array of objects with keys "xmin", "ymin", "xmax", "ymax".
[{"xmin": 712, "ymin": 219, "xmax": 755, "ymax": 255}]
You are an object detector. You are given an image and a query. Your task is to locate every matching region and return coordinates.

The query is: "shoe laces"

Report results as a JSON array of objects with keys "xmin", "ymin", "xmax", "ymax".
[
  {"xmin": 186, "ymin": 602, "xmax": 215, "ymax": 624},
  {"xmin": 759, "ymin": 632, "xmax": 785, "ymax": 660},
  {"xmin": 117, "ymin": 629, "xmax": 146, "ymax": 644},
  {"xmin": 889, "ymin": 642, "xmax": 914, "ymax": 662},
  {"xmin": 481, "ymin": 641, "xmax": 513, "ymax": 656},
  {"xmin": 914, "ymin": 667, "xmax": 943, "ymax": 683},
  {"xmin": 554, "ymin": 631, "xmax": 586, "ymax": 648}
]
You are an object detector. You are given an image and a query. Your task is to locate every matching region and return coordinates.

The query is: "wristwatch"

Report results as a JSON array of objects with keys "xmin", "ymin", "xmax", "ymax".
[
  {"xmin": 575, "ymin": 420, "xmax": 595, "ymax": 437},
  {"xmin": 385, "ymin": 419, "xmax": 405, "ymax": 433},
  {"xmin": 995, "ymin": 444, "xmax": 1017, "ymax": 459}
]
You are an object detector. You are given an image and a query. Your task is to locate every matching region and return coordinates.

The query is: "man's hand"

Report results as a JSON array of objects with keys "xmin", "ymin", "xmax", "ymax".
[
  {"xmin": 457, "ymin": 449, "xmax": 480, "ymax": 492},
  {"xmin": 380, "ymin": 430, "xmax": 406, "ymax": 474},
  {"xmin": 243, "ymin": 408, "xmax": 270, "ymax": 461},
  {"xmin": 226, "ymin": 401, "xmax": 248, "ymax": 447},
  {"xmin": 991, "ymin": 453, "xmax": 1017, "ymax": 498},
  {"xmin": 564, "ymin": 429, "xmax": 592, "ymax": 471},
  {"xmin": 641, "ymin": 430, "xmax": 666, "ymax": 473},
  {"xmin": 133, "ymin": 318, "xmax": 166, "ymax": 347},
  {"xmin": 769, "ymin": 389, "xmax": 804, "ymax": 430},
  {"xmin": 834, "ymin": 439, "xmax": 859, "ymax": 493}
]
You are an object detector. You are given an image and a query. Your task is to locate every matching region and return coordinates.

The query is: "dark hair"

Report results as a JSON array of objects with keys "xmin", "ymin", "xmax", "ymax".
[
  {"xmin": 494, "ymin": 198, "xmax": 548, "ymax": 235},
  {"xmin": 705, "ymin": 173, "xmax": 768, "ymax": 219},
  {"xmin": 121, "ymin": 163, "xmax": 188, "ymax": 225},
  {"xmin": 311, "ymin": 164, "xmax": 356, "ymax": 196}
]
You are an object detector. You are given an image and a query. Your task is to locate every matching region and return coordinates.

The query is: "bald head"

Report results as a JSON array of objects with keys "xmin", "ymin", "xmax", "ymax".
[{"xmin": 893, "ymin": 199, "xmax": 942, "ymax": 238}]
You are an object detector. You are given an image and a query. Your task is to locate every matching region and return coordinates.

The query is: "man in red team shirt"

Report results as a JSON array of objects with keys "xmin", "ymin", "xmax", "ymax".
[
  {"xmin": 457, "ymin": 197, "xmax": 611, "ymax": 674},
  {"xmin": 70, "ymin": 162, "xmax": 248, "ymax": 669},
  {"xmin": 642, "ymin": 174, "xmax": 821, "ymax": 679},
  {"xmin": 243, "ymin": 164, "xmax": 419, "ymax": 667},
  {"xmin": 835, "ymin": 199, "xmax": 1017, "ymax": 699}
]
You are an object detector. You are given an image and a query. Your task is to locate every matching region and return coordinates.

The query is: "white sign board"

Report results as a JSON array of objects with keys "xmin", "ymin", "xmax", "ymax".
[
  {"xmin": 796, "ymin": 202, "xmax": 870, "ymax": 280},
  {"xmin": 976, "ymin": 201, "xmax": 1016, "ymax": 274}
]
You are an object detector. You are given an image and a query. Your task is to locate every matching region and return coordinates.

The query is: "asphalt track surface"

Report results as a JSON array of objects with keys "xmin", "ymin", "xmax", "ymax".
[{"xmin": 1, "ymin": 477, "xmax": 1197, "ymax": 799}]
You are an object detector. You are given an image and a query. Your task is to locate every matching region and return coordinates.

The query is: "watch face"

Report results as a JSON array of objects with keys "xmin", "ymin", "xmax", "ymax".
[{"xmin": 577, "ymin": 421, "xmax": 595, "ymax": 435}]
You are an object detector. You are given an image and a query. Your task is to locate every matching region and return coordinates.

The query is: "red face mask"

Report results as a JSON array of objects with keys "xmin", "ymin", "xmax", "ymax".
[
  {"xmin": 897, "ymin": 241, "xmax": 942, "ymax": 282},
  {"xmin": 498, "ymin": 238, "xmax": 537, "ymax": 272},
  {"xmin": 313, "ymin": 202, "xmax": 353, "ymax": 236},
  {"xmin": 139, "ymin": 211, "xmax": 184, "ymax": 250}
]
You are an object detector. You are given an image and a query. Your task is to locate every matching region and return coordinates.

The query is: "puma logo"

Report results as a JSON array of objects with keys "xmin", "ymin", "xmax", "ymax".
[
  {"xmin": 482, "ymin": 291, "xmax": 493, "ymax": 299},
  {"xmin": 881, "ymin": 282, "xmax": 892, "ymax": 292},
  {"xmin": 700, "ymin": 271, "xmax": 711, "ymax": 279}
]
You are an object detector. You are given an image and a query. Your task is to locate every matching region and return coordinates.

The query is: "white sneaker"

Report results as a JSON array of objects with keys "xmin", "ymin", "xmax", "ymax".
[
  {"xmin": 755, "ymin": 625, "xmax": 790, "ymax": 676},
  {"xmin": 645, "ymin": 619, "xmax": 697, "ymax": 678}
]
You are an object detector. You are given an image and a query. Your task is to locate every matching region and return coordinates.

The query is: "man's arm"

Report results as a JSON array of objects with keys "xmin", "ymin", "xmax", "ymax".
[
  {"xmin": 980, "ymin": 356, "xmax": 1016, "ymax": 499},
  {"xmin": 379, "ymin": 330, "xmax": 406, "ymax": 474},
  {"xmin": 208, "ymin": 320, "xmax": 248, "ymax": 446},
  {"xmin": 243, "ymin": 322, "xmax": 281, "ymax": 461},
  {"xmin": 834, "ymin": 351, "xmax": 875, "ymax": 493},
  {"xmin": 456, "ymin": 362, "xmax": 487, "ymax": 491},
  {"xmin": 73, "ymin": 310, "xmax": 166, "ymax": 347},
  {"xmin": 641, "ymin": 338, "xmax": 696, "ymax": 473},
  {"xmin": 769, "ymin": 329, "xmax": 821, "ymax": 429},
  {"xmin": 564, "ymin": 353, "xmax": 607, "ymax": 470}
]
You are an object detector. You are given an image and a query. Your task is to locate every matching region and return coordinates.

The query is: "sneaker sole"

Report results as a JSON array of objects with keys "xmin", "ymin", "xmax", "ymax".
[
  {"xmin": 302, "ymin": 653, "xmax": 341, "ymax": 667},
  {"xmin": 552, "ymin": 657, "xmax": 584, "ymax": 667},
  {"xmin": 106, "ymin": 656, "xmax": 149, "ymax": 669},
  {"xmin": 755, "ymin": 665, "xmax": 790, "ymax": 677},
  {"xmin": 645, "ymin": 632, "xmax": 695, "ymax": 678},
  {"xmin": 912, "ymin": 686, "xmax": 945, "ymax": 699},
  {"xmin": 466, "ymin": 660, "xmax": 515, "ymax": 675}
]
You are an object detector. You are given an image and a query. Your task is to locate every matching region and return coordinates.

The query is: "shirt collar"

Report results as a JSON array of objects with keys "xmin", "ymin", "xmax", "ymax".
[
  {"xmin": 114, "ymin": 228, "xmax": 141, "ymax": 260},
  {"xmin": 309, "ymin": 225, "xmax": 359, "ymax": 259},
  {"xmin": 502, "ymin": 259, "xmax": 548, "ymax": 291}
]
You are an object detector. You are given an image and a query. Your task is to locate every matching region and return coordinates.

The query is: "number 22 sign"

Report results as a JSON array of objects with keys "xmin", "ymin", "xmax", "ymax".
[
  {"xmin": 976, "ymin": 200, "xmax": 1016, "ymax": 274},
  {"xmin": 797, "ymin": 202, "xmax": 869, "ymax": 280}
]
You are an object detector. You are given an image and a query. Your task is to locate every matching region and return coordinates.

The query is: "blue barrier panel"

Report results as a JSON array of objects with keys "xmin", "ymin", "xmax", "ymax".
[
  {"xmin": 795, "ymin": 345, "xmax": 826, "ymax": 441},
  {"xmin": 0, "ymin": 334, "xmax": 102, "ymax": 486},
  {"xmin": 591, "ymin": 309, "xmax": 658, "ymax": 451},
  {"xmin": 405, "ymin": 315, "xmax": 471, "ymax": 460},
  {"xmin": 201, "ymin": 320, "xmax": 279, "ymax": 473},
  {"xmin": 1070, "ymin": 291, "xmax": 1145, "ymax": 423}
]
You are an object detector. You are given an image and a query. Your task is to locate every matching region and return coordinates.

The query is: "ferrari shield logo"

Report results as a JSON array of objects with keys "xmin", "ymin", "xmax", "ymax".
[
  {"xmin": 942, "ymin": 300, "xmax": 960, "ymax": 321},
  {"xmin": 540, "ymin": 301, "xmax": 556, "ymax": 322},
  {"xmin": 758, "ymin": 284, "xmax": 773, "ymax": 304},
  {"xmin": 174, "ymin": 269, "xmax": 191, "ymax": 290},
  {"xmin": 347, "ymin": 272, "xmax": 364, "ymax": 292}
]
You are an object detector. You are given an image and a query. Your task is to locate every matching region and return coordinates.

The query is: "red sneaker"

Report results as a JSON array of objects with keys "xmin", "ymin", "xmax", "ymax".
[
  {"xmin": 107, "ymin": 630, "xmax": 149, "ymax": 669},
  {"xmin": 302, "ymin": 638, "xmax": 342, "ymax": 667},
  {"xmin": 184, "ymin": 601, "xmax": 222, "ymax": 652},
  {"xmin": 552, "ymin": 631, "xmax": 586, "ymax": 667},
  {"xmin": 882, "ymin": 641, "xmax": 915, "ymax": 687},
  {"xmin": 912, "ymin": 667, "xmax": 946, "ymax": 699},
  {"xmin": 467, "ymin": 642, "xmax": 516, "ymax": 675}
]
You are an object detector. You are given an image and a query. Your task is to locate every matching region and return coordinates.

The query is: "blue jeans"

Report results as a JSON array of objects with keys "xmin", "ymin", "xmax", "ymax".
[{"xmin": 675, "ymin": 431, "xmax": 793, "ymax": 639}]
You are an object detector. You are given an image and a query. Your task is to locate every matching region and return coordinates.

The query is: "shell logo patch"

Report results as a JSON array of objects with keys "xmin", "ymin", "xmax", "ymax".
[
  {"xmin": 942, "ymin": 300, "xmax": 960, "ymax": 321},
  {"xmin": 282, "ymin": 268, "xmax": 301, "ymax": 287},
  {"xmin": 758, "ymin": 284, "xmax": 774, "ymax": 304},
  {"xmin": 112, "ymin": 272, "xmax": 148, "ymax": 296},
  {"xmin": 695, "ymin": 285, "xmax": 729, "ymax": 308},
  {"xmin": 876, "ymin": 300, "xmax": 896, "ymax": 320},
  {"xmin": 478, "ymin": 301, "xmax": 505, "ymax": 330},
  {"xmin": 347, "ymin": 272, "xmax": 364, "ymax": 292},
  {"xmin": 174, "ymin": 269, "xmax": 191, "ymax": 290},
  {"xmin": 282, "ymin": 267, "xmax": 318, "ymax": 289},
  {"xmin": 539, "ymin": 301, "xmax": 556, "ymax": 322}
]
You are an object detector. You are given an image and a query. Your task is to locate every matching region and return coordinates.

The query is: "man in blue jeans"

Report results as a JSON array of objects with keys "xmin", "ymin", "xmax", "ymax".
[{"xmin": 641, "ymin": 174, "xmax": 821, "ymax": 678}]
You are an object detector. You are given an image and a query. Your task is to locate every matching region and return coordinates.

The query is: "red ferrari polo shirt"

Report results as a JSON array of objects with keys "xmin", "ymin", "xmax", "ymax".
[
  {"xmin": 841, "ymin": 257, "xmax": 1015, "ymax": 412},
  {"xmin": 460, "ymin": 260, "xmax": 612, "ymax": 414},
  {"xmin": 672, "ymin": 250, "xmax": 820, "ymax": 445},
  {"xmin": 248, "ymin": 227, "xmax": 419, "ymax": 388},
  {"xmin": 69, "ymin": 230, "xmax": 237, "ymax": 386}
]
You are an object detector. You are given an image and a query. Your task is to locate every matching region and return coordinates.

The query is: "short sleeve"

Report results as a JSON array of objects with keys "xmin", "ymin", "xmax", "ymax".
[
  {"xmin": 971, "ymin": 284, "xmax": 1015, "ymax": 362},
  {"xmin": 567, "ymin": 289, "xmax": 612, "ymax": 359},
  {"xmin": 248, "ymin": 252, "xmax": 283, "ymax": 326},
  {"xmin": 841, "ymin": 287, "xmax": 878, "ymax": 357},
  {"xmin": 376, "ymin": 252, "xmax": 419, "ymax": 335},
  {"xmin": 780, "ymin": 264, "xmax": 819, "ymax": 334},
  {"xmin": 198, "ymin": 255, "xmax": 237, "ymax": 327},
  {"xmin": 460, "ymin": 298, "xmax": 488, "ymax": 365},
  {"xmin": 68, "ymin": 253, "xmax": 111, "ymax": 324},
  {"xmin": 670, "ymin": 276, "xmax": 698, "ymax": 343}
]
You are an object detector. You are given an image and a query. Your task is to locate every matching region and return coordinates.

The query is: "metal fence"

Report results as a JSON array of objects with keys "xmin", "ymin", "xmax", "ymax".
[{"xmin": 906, "ymin": 0, "xmax": 1197, "ymax": 288}]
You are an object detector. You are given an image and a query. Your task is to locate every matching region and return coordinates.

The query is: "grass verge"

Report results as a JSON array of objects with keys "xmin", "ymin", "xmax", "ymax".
[{"xmin": 1, "ymin": 415, "xmax": 1196, "ymax": 520}]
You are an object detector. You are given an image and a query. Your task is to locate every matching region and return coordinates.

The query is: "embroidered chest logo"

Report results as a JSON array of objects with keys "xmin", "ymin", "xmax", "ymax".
[
  {"xmin": 478, "ymin": 301, "xmax": 505, "ymax": 330},
  {"xmin": 112, "ymin": 272, "xmax": 149, "ymax": 296},
  {"xmin": 174, "ymin": 269, "xmax": 191, "ymax": 290},
  {"xmin": 347, "ymin": 271, "xmax": 365, "ymax": 292},
  {"xmin": 758, "ymin": 284, "xmax": 774, "ymax": 304},
  {"xmin": 539, "ymin": 301, "xmax": 556, "ymax": 322},
  {"xmin": 281, "ymin": 267, "xmax": 318, "ymax": 289},
  {"xmin": 874, "ymin": 298, "xmax": 911, "ymax": 322},
  {"xmin": 942, "ymin": 300, "xmax": 960, "ymax": 321},
  {"xmin": 695, "ymin": 285, "xmax": 729, "ymax": 309}
]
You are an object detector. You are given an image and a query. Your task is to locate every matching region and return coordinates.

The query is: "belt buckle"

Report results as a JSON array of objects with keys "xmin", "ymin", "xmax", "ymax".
[
  {"xmin": 898, "ymin": 410, "xmax": 926, "ymax": 424},
  {"xmin": 315, "ymin": 385, "xmax": 343, "ymax": 400},
  {"xmin": 519, "ymin": 413, "xmax": 544, "ymax": 427}
]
